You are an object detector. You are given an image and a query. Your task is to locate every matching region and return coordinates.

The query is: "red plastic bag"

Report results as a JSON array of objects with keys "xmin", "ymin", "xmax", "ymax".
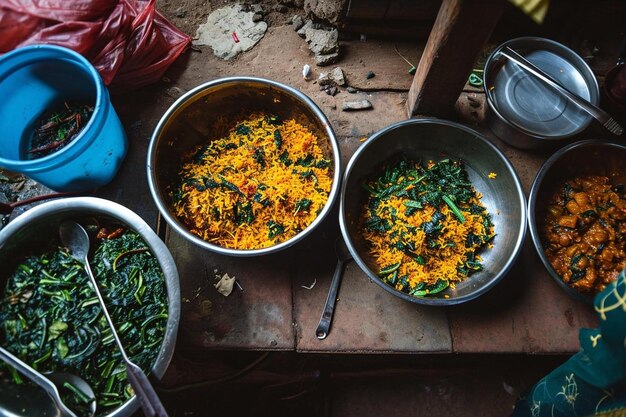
[{"xmin": 0, "ymin": 0, "xmax": 191, "ymax": 92}]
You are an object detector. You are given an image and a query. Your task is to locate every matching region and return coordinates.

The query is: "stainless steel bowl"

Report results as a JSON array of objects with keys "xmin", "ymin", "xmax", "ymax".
[
  {"xmin": 0, "ymin": 197, "xmax": 180, "ymax": 417},
  {"xmin": 340, "ymin": 119, "xmax": 527, "ymax": 305},
  {"xmin": 528, "ymin": 140, "xmax": 626, "ymax": 304},
  {"xmin": 484, "ymin": 37, "xmax": 599, "ymax": 150},
  {"xmin": 147, "ymin": 77, "xmax": 341, "ymax": 256}
]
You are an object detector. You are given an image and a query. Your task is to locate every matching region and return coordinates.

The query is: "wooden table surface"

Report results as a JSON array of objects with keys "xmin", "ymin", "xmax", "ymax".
[
  {"xmin": 93, "ymin": 28, "xmax": 604, "ymax": 356},
  {"xmin": 106, "ymin": 89, "xmax": 599, "ymax": 356}
]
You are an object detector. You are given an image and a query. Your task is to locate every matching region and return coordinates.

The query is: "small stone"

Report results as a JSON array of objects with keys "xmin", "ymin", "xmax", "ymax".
[
  {"xmin": 305, "ymin": 27, "xmax": 338, "ymax": 55},
  {"xmin": 366, "ymin": 71, "xmax": 375, "ymax": 79},
  {"xmin": 330, "ymin": 67, "xmax": 345, "ymax": 86},
  {"xmin": 330, "ymin": 103, "xmax": 337, "ymax": 110},
  {"xmin": 252, "ymin": 12, "xmax": 263, "ymax": 22},
  {"xmin": 252, "ymin": 4, "xmax": 265, "ymax": 14},
  {"xmin": 318, "ymin": 72, "xmax": 333, "ymax": 86},
  {"xmin": 292, "ymin": 14, "xmax": 304, "ymax": 31},
  {"xmin": 346, "ymin": 86, "xmax": 357, "ymax": 93},
  {"xmin": 278, "ymin": 0, "xmax": 294, "ymax": 5},
  {"xmin": 319, "ymin": 84, "xmax": 328, "ymax": 91},
  {"xmin": 297, "ymin": 20, "xmax": 313, "ymax": 38},
  {"xmin": 318, "ymin": 67, "xmax": 345, "ymax": 86},
  {"xmin": 273, "ymin": 4, "xmax": 288, "ymax": 13},
  {"xmin": 165, "ymin": 86, "xmax": 186, "ymax": 99},
  {"xmin": 342, "ymin": 99, "xmax": 373, "ymax": 111},
  {"xmin": 302, "ymin": 64, "xmax": 311, "ymax": 80},
  {"xmin": 327, "ymin": 86, "xmax": 338, "ymax": 96},
  {"xmin": 174, "ymin": 7, "xmax": 186, "ymax": 18},
  {"xmin": 315, "ymin": 52, "xmax": 339, "ymax": 67}
]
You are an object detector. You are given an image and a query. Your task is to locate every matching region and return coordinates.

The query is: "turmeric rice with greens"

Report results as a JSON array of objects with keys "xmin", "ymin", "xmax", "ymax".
[
  {"xmin": 361, "ymin": 158, "xmax": 494, "ymax": 297},
  {"xmin": 171, "ymin": 114, "xmax": 332, "ymax": 250}
]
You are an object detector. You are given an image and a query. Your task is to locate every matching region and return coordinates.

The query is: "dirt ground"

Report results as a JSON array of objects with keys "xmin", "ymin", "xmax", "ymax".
[{"xmin": 158, "ymin": 0, "xmax": 299, "ymax": 36}]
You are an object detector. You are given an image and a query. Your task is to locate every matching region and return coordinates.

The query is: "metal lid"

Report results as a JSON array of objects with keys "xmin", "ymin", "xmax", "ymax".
[{"xmin": 486, "ymin": 38, "xmax": 598, "ymax": 138}]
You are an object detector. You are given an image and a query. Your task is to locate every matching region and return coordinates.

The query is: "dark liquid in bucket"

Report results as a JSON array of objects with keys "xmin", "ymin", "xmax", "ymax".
[{"xmin": 24, "ymin": 102, "xmax": 93, "ymax": 160}]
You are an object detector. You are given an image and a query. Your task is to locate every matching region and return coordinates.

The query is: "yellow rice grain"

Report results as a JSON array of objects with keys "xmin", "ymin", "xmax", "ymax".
[{"xmin": 171, "ymin": 114, "xmax": 332, "ymax": 250}]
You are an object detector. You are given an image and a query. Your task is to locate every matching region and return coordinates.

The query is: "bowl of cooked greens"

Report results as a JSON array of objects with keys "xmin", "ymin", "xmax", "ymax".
[
  {"xmin": 340, "ymin": 118, "xmax": 526, "ymax": 305},
  {"xmin": 528, "ymin": 140, "xmax": 626, "ymax": 304},
  {"xmin": 0, "ymin": 197, "xmax": 179, "ymax": 417},
  {"xmin": 147, "ymin": 77, "xmax": 341, "ymax": 256}
]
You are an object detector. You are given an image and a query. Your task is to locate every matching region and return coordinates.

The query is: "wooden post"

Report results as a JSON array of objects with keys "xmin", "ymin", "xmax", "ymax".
[{"xmin": 406, "ymin": 0, "xmax": 504, "ymax": 118}]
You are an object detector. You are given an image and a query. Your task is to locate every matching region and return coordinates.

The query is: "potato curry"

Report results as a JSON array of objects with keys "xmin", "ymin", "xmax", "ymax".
[{"xmin": 543, "ymin": 175, "xmax": 626, "ymax": 293}]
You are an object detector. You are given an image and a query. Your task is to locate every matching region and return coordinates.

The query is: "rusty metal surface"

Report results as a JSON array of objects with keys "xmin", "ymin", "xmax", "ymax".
[{"xmin": 167, "ymin": 229, "xmax": 295, "ymax": 351}]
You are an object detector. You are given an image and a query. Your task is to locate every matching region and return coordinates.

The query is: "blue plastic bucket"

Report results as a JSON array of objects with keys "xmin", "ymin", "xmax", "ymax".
[{"xmin": 0, "ymin": 45, "xmax": 127, "ymax": 191}]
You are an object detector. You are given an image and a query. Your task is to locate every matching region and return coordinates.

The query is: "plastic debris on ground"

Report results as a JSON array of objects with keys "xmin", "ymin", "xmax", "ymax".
[
  {"xmin": 302, "ymin": 64, "xmax": 311, "ymax": 80},
  {"xmin": 215, "ymin": 273, "xmax": 236, "ymax": 297},
  {"xmin": 0, "ymin": 0, "xmax": 191, "ymax": 92}
]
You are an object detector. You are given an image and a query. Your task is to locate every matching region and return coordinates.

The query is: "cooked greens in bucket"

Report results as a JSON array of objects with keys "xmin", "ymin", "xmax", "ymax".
[
  {"xmin": 0, "ymin": 223, "xmax": 168, "ymax": 416},
  {"xmin": 26, "ymin": 102, "xmax": 94, "ymax": 160}
]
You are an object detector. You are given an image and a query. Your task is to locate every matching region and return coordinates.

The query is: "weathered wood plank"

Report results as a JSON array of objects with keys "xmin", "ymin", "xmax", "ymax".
[
  {"xmin": 167, "ymin": 229, "xmax": 295, "ymax": 351},
  {"xmin": 292, "ymin": 219, "xmax": 452, "ymax": 353},
  {"xmin": 406, "ymin": 0, "xmax": 504, "ymax": 117},
  {"xmin": 449, "ymin": 235, "xmax": 598, "ymax": 353}
]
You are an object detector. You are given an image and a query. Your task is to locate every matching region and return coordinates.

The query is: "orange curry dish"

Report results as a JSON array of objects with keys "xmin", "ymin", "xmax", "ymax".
[{"xmin": 543, "ymin": 175, "xmax": 626, "ymax": 294}]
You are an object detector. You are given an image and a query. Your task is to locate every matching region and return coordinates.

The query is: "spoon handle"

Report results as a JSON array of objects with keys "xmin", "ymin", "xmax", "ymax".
[
  {"xmin": 83, "ymin": 257, "xmax": 169, "ymax": 416},
  {"xmin": 315, "ymin": 258, "xmax": 347, "ymax": 340},
  {"xmin": 0, "ymin": 346, "xmax": 77, "ymax": 417},
  {"xmin": 125, "ymin": 362, "xmax": 169, "ymax": 417}
]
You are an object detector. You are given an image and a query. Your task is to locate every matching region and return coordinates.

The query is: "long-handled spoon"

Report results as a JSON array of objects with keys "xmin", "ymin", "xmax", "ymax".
[
  {"xmin": 0, "ymin": 345, "xmax": 96, "ymax": 417},
  {"xmin": 499, "ymin": 46, "xmax": 624, "ymax": 136},
  {"xmin": 315, "ymin": 238, "xmax": 352, "ymax": 340},
  {"xmin": 59, "ymin": 221, "xmax": 169, "ymax": 417}
]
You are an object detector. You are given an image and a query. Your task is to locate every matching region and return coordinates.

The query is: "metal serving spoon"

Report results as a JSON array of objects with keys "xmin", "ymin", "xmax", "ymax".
[
  {"xmin": 499, "ymin": 46, "xmax": 624, "ymax": 136},
  {"xmin": 315, "ymin": 237, "xmax": 352, "ymax": 340},
  {"xmin": 0, "ymin": 345, "xmax": 96, "ymax": 417},
  {"xmin": 59, "ymin": 221, "xmax": 169, "ymax": 417}
]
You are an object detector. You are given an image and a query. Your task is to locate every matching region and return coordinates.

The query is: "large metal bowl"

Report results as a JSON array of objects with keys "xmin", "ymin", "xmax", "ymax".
[
  {"xmin": 147, "ymin": 77, "xmax": 341, "ymax": 256},
  {"xmin": 340, "ymin": 119, "xmax": 527, "ymax": 305},
  {"xmin": 528, "ymin": 140, "xmax": 626, "ymax": 304},
  {"xmin": 0, "ymin": 197, "xmax": 180, "ymax": 417}
]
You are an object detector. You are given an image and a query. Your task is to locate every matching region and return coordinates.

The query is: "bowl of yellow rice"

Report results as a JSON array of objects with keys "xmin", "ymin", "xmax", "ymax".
[
  {"xmin": 340, "ymin": 119, "xmax": 526, "ymax": 305},
  {"xmin": 147, "ymin": 77, "xmax": 341, "ymax": 256}
]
